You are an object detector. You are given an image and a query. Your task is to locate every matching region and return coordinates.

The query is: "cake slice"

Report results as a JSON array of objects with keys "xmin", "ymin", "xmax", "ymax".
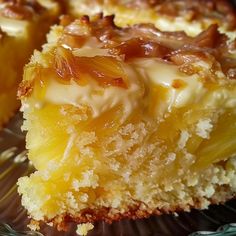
[
  {"xmin": 65, "ymin": 0, "xmax": 236, "ymax": 37},
  {"xmin": 17, "ymin": 15, "xmax": 236, "ymax": 230},
  {"xmin": 0, "ymin": 0, "xmax": 60, "ymax": 128}
]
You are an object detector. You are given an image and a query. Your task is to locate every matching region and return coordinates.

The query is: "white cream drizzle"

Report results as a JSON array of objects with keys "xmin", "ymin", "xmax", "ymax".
[
  {"xmin": 44, "ymin": 64, "xmax": 144, "ymax": 121},
  {"xmin": 27, "ymin": 55, "xmax": 236, "ymax": 121},
  {"xmin": 132, "ymin": 58, "xmax": 206, "ymax": 114}
]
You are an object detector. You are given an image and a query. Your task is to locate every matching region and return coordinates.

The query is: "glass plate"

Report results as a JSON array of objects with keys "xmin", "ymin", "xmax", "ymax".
[{"xmin": 0, "ymin": 113, "xmax": 236, "ymax": 236}]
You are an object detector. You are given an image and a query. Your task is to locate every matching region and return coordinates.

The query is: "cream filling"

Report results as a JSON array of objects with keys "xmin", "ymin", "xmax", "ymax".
[
  {"xmin": 44, "ymin": 64, "xmax": 144, "ymax": 121},
  {"xmin": 28, "ymin": 57, "xmax": 236, "ymax": 121},
  {"xmin": 68, "ymin": 1, "xmax": 236, "ymax": 38},
  {"xmin": 0, "ymin": 17, "xmax": 29, "ymax": 37},
  {"xmin": 135, "ymin": 58, "xmax": 236, "ymax": 113},
  {"xmin": 155, "ymin": 17, "xmax": 236, "ymax": 39},
  {"xmin": 106, "ymin": 7, "xmax": 231, "ymax": 37},
  {"xmin": 155, "ymin": 17, "xmax": 204, "ymax": 36},
  {"xmin": 133, "ymin": 59, "xmax": 206, "ymax": 110}
]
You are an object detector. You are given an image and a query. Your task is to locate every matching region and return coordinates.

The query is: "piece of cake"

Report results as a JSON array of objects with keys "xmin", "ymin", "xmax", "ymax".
[
  {"xmin": 65, "ymin": 0, "xmax": 236, "ymax": 37},
  {"xmin": 0, "ymin": 0, "xmax": 61, "ymax": 128},
  {"xmin": 17, "ymin": 15, "xmax": 236, "ymax": 230}
]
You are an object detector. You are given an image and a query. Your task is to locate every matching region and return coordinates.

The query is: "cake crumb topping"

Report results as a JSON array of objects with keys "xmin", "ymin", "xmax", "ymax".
[
  {"xmin": 76, "ymin": 223, "xmax": 94, "ymax": 236},
  {"xmin": 196, "ymin": 119, "xmax": 213, "ymax": 139}
]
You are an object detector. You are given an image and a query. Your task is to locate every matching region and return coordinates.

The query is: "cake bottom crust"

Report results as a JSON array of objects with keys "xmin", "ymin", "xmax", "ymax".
[{"xmin": 44, "ymin": 187, "xmax": 235, "ymax": 231}]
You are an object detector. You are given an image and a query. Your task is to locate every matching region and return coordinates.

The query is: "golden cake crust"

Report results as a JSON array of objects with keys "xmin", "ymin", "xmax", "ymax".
[{"xmin": 47, "ymin": 187, "xmax": 235, "ymax": 231}]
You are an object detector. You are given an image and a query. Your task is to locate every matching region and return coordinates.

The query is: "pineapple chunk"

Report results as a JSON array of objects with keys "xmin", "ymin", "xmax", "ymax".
[{"xmin": 18, "ymin": 16, "xmax": 236, "ymax": 229}]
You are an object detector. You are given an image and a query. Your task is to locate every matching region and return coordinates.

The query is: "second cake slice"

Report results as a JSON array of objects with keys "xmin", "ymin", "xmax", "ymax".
[{"xmin": 0, "ymin": 0, "xmax": 61, "ymax": 128}]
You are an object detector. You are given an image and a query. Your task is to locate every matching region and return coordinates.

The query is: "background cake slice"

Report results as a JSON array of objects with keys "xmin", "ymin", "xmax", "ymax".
[
  {"xmin": 65, "ymin": 0, "xmax": 236, "ymax": 37},
  {"xmin": 17, "ymin": 15, "xmax": 236, "ymax": 230},
  {"xmin": 0, "ymin": 0, "xmax": 60, "ymax": 128}
]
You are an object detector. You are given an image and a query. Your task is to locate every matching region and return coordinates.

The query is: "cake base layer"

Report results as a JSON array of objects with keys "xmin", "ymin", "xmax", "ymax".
[{"xmin": 18, "ymin": 156, "xmax": 236, "ymax": 230}]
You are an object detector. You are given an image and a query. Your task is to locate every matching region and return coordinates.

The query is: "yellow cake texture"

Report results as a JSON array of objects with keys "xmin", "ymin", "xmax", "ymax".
[
  {"xmin": 0, "ymin": 0, "xmax": 60, "ymax": 128},
  {"xmin": 66, "ymin": 0, "xmax": 236, "ymax": 37},
  {"xmin": 17, "ymin": 15, "xmax": 236, "ymax": 230}
]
